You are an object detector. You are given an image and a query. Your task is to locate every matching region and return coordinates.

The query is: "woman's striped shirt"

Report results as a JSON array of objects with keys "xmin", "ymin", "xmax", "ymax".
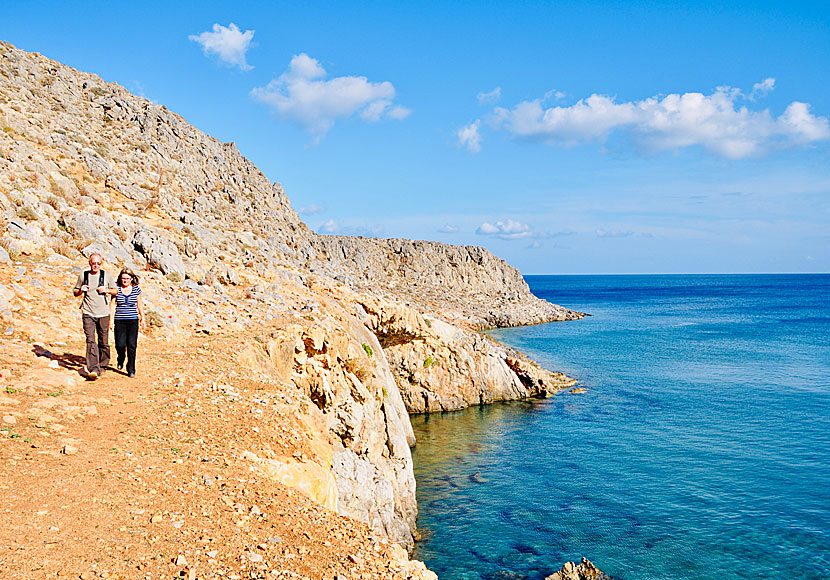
[{"xmin": 114, "ymin": 286, "xmax": 141, "ymax": 320}]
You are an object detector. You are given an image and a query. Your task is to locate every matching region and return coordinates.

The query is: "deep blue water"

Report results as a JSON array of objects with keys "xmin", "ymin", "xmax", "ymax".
[{"xmin": 411, "ymin": 274, "xmax": 830, "ymax": 580}]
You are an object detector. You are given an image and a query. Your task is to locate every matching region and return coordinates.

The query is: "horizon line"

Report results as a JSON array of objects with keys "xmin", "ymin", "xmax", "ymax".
[{"xmin": 522, "ymin": 271, "xmax": 830, "ymax": 276}]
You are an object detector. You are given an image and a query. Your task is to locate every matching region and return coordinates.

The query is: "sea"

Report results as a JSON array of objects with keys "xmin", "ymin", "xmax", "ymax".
[{"xmin": 410, "ymin": 274, "xmax": 830, "ymax": 580}]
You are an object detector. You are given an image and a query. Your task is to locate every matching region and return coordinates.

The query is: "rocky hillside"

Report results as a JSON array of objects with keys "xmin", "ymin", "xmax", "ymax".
[
  {"xmin": 0, "ymin": 40, "xmax": 582, "ymax": 329},
  {"xmin": 0, "ymin": 41, "xmax": 592, "ymax": 577}
]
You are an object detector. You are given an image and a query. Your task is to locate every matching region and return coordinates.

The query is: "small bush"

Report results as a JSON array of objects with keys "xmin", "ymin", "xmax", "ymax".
[
  {"xmin": 362, "ymin": 343, "xmax": 373, "ymax": 358},
  {"xmin": 71, "ymin": 238, "xmax": 93, "ymax": 251},
  {"xmin": 50, "ymin": 240, "xmax": 76, "ymax": 258},
  {"xmin": 166, "ymin": 271, "xmax": 184, "ymax": 283},
  {"xmin": 16, "ymin": 205, "xmax": 38, "ymax": 221},
  {"xmin": 343, "ymin": 358, "xmax": 370, "ymax": 381},
  {"xmin": 48, "ymin": 177, "xmax": 61, "ymax": 196},
  {"xmin": 145, "ymin": 311, "xmax": 164, "ymax": 327},
  {"xmin": 424, "ymin": 357, "xmax": 438, "ymax": 368},
  {"xmin": 92, "ymin": 143, "xmax": 109, "ymax": 158},
  {"xmin": 0, "ymin": 238, "xmax": 20, "ymax": 260}
]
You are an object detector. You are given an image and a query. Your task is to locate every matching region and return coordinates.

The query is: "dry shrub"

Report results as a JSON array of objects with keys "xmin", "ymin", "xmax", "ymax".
[
  {"xmin": 50, "ymin": 240, "xmax": 77, "ymax": 258},
  {"xmin": 71, "ymin": 238, "xmax": 93, "ymax": 251},
  {"xmin": 16, "ymin": 205, "xmax": 38, "ymax": 221},
  {"xmin": 145, "ymin": 311, "xmax": 164, "ymax": 327},
  {"xmin": 48, "ymin": 177, "xmax": 60, "ymax": 196},
  {"xmin": 343, "ymin": 358, "xmax": 370, "ymax": 382},
  {"xmin": 0, "ymin": 237, "xmax": 20, "ymax": 259}
]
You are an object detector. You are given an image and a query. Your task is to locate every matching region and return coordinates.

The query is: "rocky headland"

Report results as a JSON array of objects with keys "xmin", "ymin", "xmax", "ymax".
[{"xmin": 0, "ymin": 41, "xmax": 598, "ymax": 579}]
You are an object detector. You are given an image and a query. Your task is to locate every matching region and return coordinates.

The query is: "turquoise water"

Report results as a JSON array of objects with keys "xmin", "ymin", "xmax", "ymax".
[{"xmin": 411, "ymin": 275, "xmax": 830, "ymax": 580}]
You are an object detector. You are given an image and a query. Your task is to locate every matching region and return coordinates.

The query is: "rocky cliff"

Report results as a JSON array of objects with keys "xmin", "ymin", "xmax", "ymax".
[
  {"xmin": 311, "ymin": 235, "xmax": 583, "ymax": 328},
  {"xmin": 0, "ymin": 40, "xmax": 583, "ymax": 565}
]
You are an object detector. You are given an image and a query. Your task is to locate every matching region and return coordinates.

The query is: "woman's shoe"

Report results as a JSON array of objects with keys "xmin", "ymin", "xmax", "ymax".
[
  {"xmin": 117, "ymin": 362, "xmax": 124, "ymax": 371},
  {"xmin": 128, "ymin": 372, "xmax": 135, "ymax": 378}
]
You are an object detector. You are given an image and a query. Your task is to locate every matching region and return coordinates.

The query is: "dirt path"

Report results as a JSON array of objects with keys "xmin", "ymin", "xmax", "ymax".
[{"xmin": 0, "ymin": 267, "xmax": 431, "ymax": 580}]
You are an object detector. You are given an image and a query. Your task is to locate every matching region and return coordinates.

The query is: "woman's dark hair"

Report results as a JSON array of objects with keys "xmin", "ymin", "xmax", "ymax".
[{"xmin": 117, "ymin": 268, "xmax": 139, "ymax": 286}]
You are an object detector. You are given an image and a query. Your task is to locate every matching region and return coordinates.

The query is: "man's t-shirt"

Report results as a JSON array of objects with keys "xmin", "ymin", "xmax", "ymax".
[{"xmin": 74, "ymin": 270, "xmax": 117, "ymax": 318}]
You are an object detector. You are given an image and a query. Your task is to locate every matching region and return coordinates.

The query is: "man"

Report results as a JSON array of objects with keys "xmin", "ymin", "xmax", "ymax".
[{"xmin": 72, "ymin": 253, "xmax": 117, "ymax": 379}]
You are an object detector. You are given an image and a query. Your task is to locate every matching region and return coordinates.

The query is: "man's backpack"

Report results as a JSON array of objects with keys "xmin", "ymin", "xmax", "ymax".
[
  {"xmin": 79, "ymin": 270, "xmax": 107, "ymax": 309},
  {"xmin": 83, "ymin": 269, "xmax": 106, "ymax": 289}
]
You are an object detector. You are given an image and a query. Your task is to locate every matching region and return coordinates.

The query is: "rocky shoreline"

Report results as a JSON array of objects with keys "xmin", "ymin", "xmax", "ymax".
[{"xmin": 0, "ymin": 41, "xmax": 605, "ymax": 579}]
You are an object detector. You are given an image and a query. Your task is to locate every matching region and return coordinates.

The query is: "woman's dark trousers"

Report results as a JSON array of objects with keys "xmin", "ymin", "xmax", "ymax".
[{"xmin": 114, "ymin": 319, "xmax": 139, "ymax": 375}]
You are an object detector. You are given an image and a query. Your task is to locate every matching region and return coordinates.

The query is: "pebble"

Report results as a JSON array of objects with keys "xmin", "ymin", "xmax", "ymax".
[
  {"xmin": 2, "ymin": 415, "xmax": 16, "ymax": 425},
  {"xmin": 175, "ymin": 554, "xmax": 188, "ymax": 566},
  {"xmin": 48, "ymin": 360, "xmax": 60, "ymax": 369},
  {"xmin": 61, "ymin": 444, "xmax": 77, "ymax": 455}
]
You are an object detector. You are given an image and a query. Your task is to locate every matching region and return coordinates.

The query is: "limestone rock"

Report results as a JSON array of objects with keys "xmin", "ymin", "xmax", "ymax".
[
  {"xmin": 546, "ymin": 558, "xmax": 614, "ymax": 580},
  {"xmin": 357, "ymin": 297, "xmax": 576, "ymax": 413},
  {"xmin": 133, "ymin": 228, "xmax": 186, "ymax": 278}
]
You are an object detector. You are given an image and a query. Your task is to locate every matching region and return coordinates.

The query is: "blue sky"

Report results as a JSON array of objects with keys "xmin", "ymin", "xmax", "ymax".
[{"xmin": 3, "ymin": 1, "xmax": 829, "ymax": 273}]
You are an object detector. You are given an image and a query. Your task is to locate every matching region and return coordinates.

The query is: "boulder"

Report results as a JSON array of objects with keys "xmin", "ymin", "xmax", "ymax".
[
  {"xmin": 132, "ymin": 228, "xmax": 185, "ymax": 279},
  {"xmin": 545, "ymin": 558, "xmax": 614, "ymax": 580}
]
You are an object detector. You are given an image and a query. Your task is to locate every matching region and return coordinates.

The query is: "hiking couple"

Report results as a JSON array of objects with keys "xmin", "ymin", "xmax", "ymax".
[{"xmin": 73, "ymin": 253, "xmax": 145, "ymax": 379}]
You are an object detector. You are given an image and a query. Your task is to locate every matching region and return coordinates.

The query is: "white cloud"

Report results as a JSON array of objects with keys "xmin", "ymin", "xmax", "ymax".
[
  {"xmin": 438, "ymin": 224, "xmax": 459, "ymax": 233},
  {"xmin": 476, "ymin": 219, "xmax": 531, "ymax": 240},
  {"xmin": 544, "ymin": 89, "xmax": 567, "ymax": 101},
  {"xmin": 299, "ymin": 203, "xmax": 327, "ymax": 215},
  {"xmin": 457, "ymin": 121, "xmax": 482, "ymax": 153},
  {"xmin": 477, "ymin": 87, "xmax": 502, "ymax": 105},
  {"xmin": 387, "ymin": 105, "xmax": 413, "ymax": 120},
  {"xmin": 526, "ymin": 240, "xmax": 542, "ymax": 249},
  {"xmin": 189, "ymin": 23, "xmax": 255, "ymax": 71},
  {"xmin": 319, "ymin": 219, "xmax": 339, "ymax": 233},
  {"xmin": 779, "ymin": 101, "xmax": 830, "ymax": 143},
  {"xmin": 750, "ymin": 78, "xmax": 775, "ymax": 100},
  {"xmin": 596, "ymin": 228, "xmax": 635, "ymax": 238},
  {"xmin": 251, "ymin": 54, "xmax": 410, "ymax": 141},
  {"xmin": 489, "ymin": 82, "xmax": 830, "ymax": 158},
  {"xmin": 317, "ymin": 219, "xmax": 383, "ymax": 237}
]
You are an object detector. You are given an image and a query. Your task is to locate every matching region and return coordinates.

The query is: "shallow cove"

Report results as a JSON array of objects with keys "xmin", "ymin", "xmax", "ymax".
[{"xmin": 411, "ymin": 274, "xmax": 830, "ymax": 580}]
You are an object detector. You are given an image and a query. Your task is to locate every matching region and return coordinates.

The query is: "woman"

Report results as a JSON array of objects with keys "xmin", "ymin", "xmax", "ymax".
[{"xmin": 109, "ymin": 268, "xmax": 145, "ymax": 377}]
